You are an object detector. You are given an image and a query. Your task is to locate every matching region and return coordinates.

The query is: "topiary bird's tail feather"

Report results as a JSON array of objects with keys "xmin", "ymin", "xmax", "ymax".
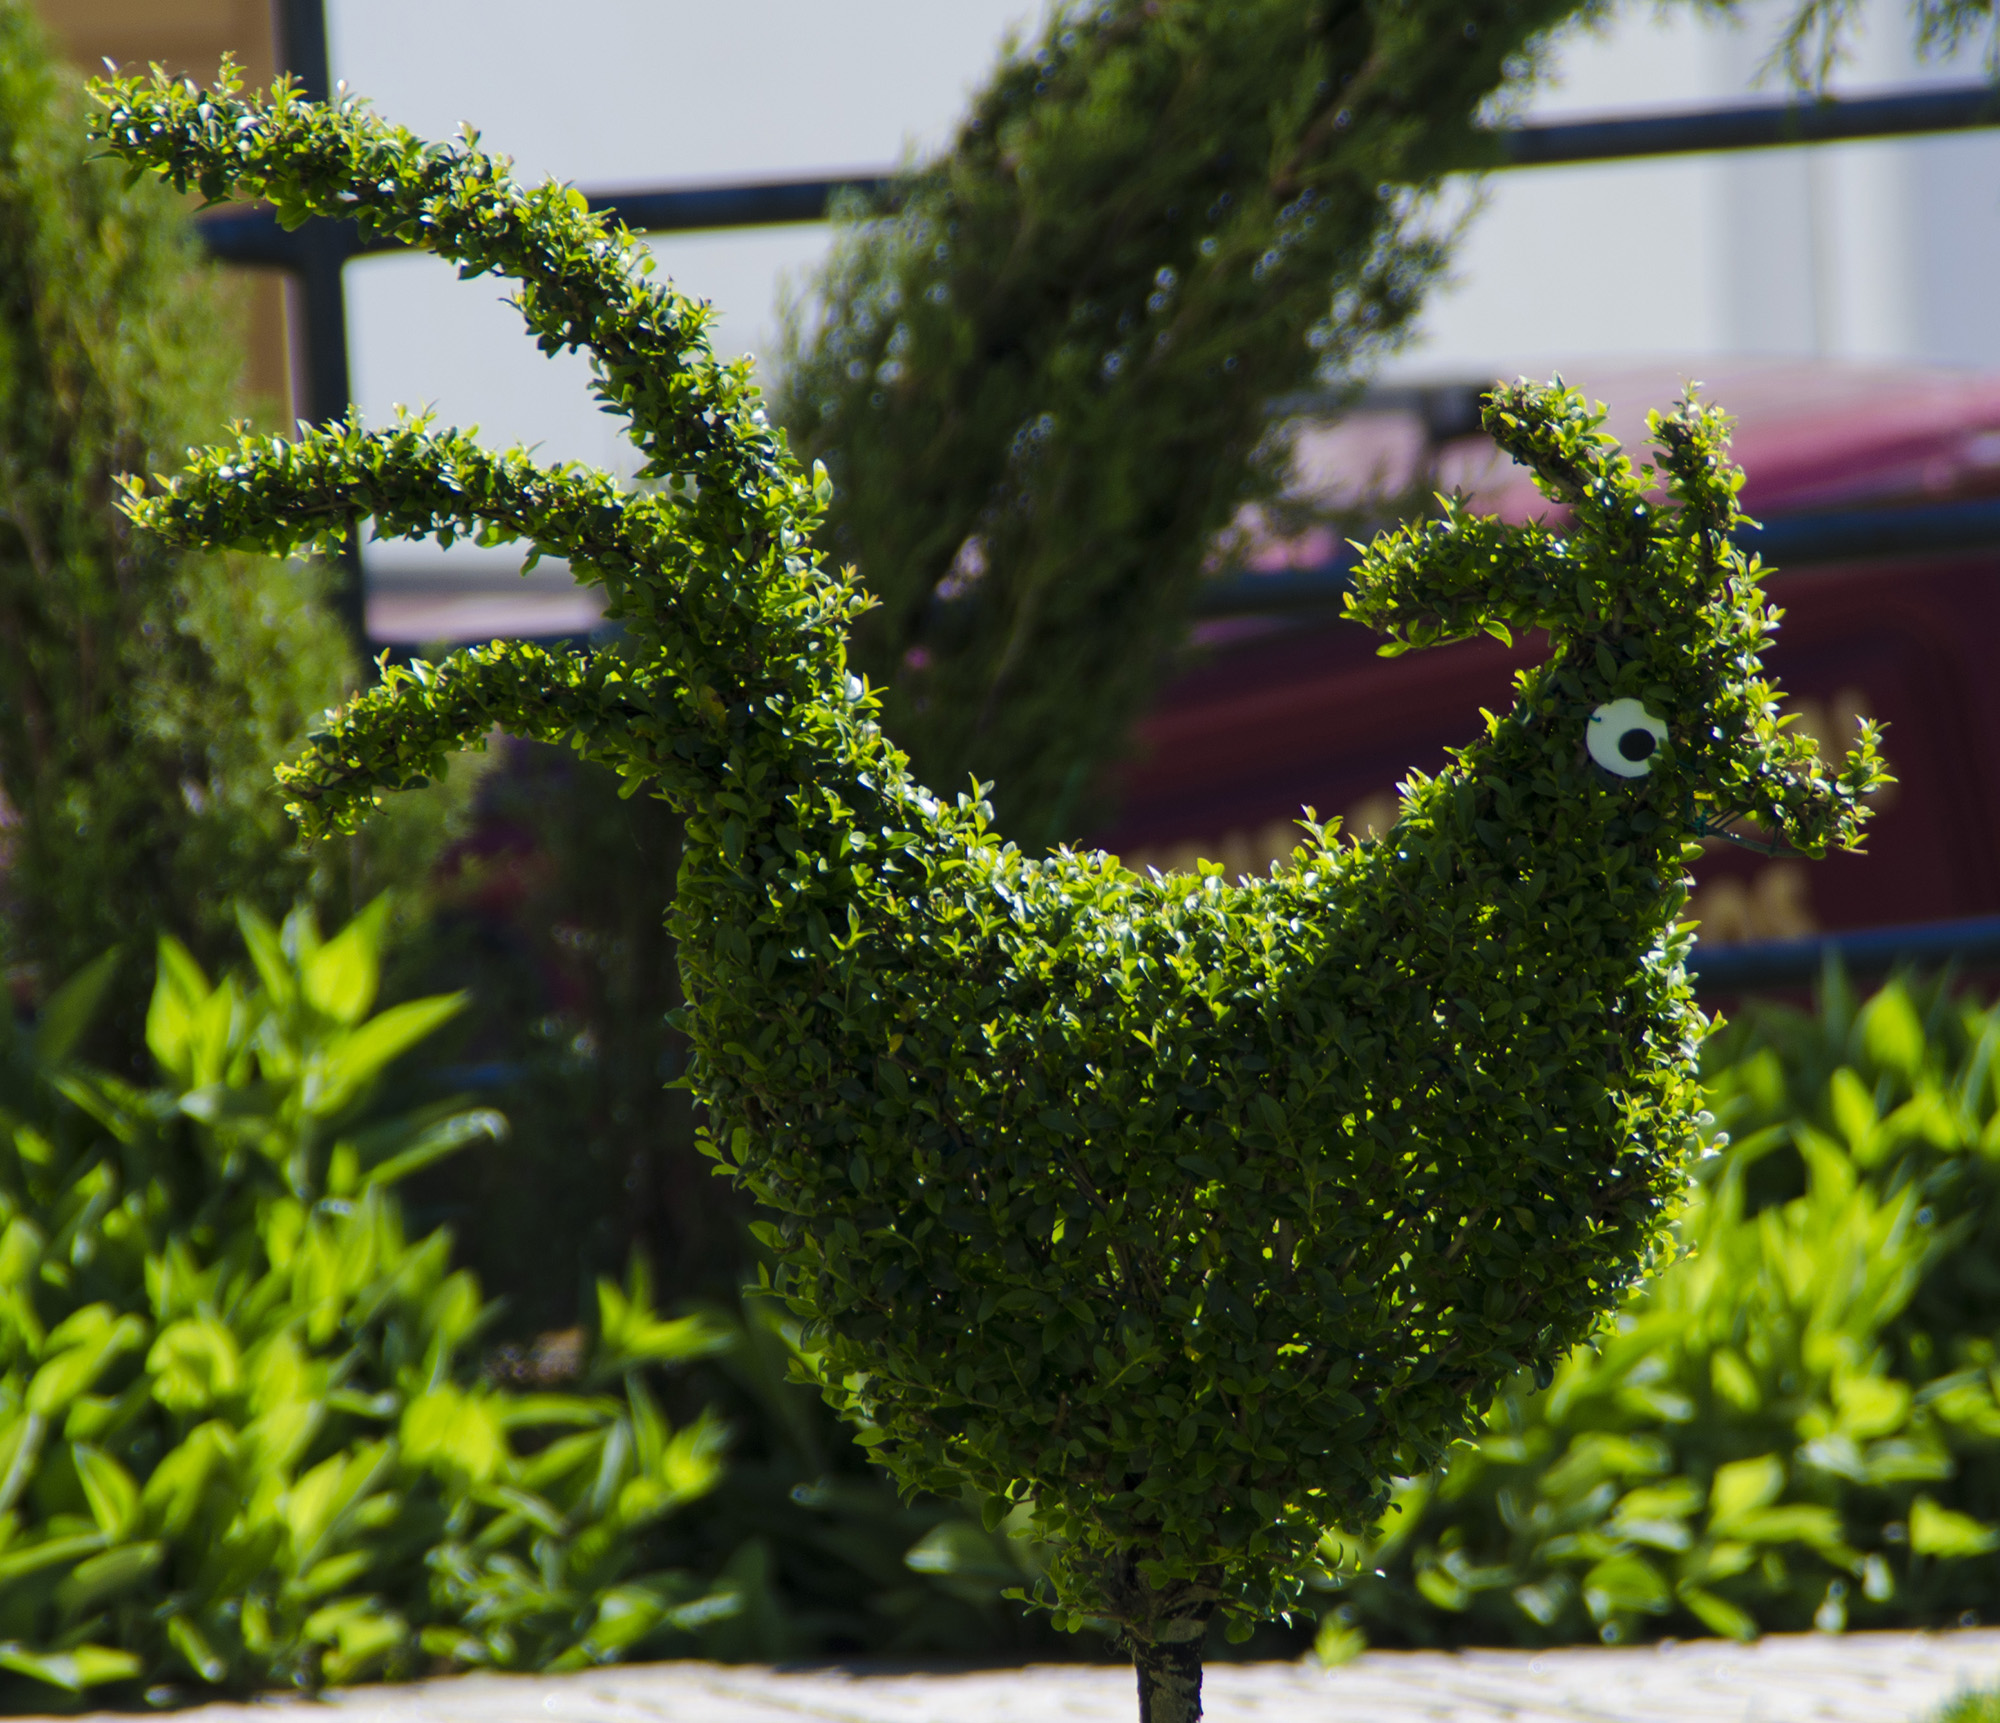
[{"xmin": 95, "ymin": 67, "xmax": 874, "ymax": 839}]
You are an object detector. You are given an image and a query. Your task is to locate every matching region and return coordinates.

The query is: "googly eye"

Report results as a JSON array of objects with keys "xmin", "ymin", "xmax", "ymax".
[{"xmin": 1588, "ymin": 698, "xmax": 1669, "ymax": 779}]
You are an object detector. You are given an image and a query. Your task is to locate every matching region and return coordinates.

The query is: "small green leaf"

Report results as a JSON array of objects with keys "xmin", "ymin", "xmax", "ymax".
[
  {"xmin": 0, "ymin": 1642, "xmax": 142, "ymax": 1692},
  {"xmin": 1909, "ymin": 1495, "xmax": 1999, "ymax": 1558}
]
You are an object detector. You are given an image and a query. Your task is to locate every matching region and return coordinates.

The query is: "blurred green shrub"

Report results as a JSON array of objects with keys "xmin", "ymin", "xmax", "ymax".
[
  {"xmin": 1314, "ymin": 971, "xmax": 2000, "ymax": 1657},
  {"xmin": 779, "ymin": 0, "xmax": 1602, "ymax": 841},
  {"xmin": 407, "ymin": 743, "xmax": 719, "ymax": 1337},
  {"xmin": 0, "ymin": 0, "xmax": 452, "ymax": 1049},
  {"xmin": 0, "ymin": 903, "xmax": 740, "ymax": 1707}
]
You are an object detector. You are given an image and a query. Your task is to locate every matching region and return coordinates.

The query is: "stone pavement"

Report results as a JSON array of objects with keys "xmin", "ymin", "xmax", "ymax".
[{"xmin": 70, "ymin": 1631, "xmax": 2000, "ymax": 1723}]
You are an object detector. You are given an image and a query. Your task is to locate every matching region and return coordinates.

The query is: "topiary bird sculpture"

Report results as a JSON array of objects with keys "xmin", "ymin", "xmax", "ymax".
[{"xmin": 93, "ymin": 70, "xmax": 1886, "ymax": 1723}]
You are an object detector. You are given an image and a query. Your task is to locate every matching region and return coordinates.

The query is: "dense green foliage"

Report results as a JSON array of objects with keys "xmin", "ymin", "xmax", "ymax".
[
  {"xmin": 1315, "ymin": 972, "xmax": 2000, "ymax": 1656},
  {"xmin": 0, "ymin": 904, "xmax": 746, "ymax": 1705},
  {"xmin": 669, "ymin": 1286, "xmax": 1062, "ymax": 1660},
  {"xmin": 0, "ymin": 0, "xmax": 381, "ymax": 1009},
  {"xmin": 779, "ymin": 0, "xmax": 1604, "ymax": 838},
  {"xmin": 85, "ymin": 57, "xmax": 1889, "ymax": 1723}
]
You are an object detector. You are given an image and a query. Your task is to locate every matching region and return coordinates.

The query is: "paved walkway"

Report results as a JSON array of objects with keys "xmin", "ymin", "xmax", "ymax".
[{"xmin": 72, "ymin": 1631, "xmax": 2000, "ymax": 1722}]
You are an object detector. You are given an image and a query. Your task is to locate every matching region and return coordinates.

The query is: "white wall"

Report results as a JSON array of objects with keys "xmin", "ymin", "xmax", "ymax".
[
  {"xmin": 1397, "ymin": 0, "xmax": 2000, "ymax": 379},
  {"xmin": 331, "ymin": 0, "xmax": 2000, "ymax": 579},
  {"xmin": 327, "ymin": 0, "xmax": 1043, "ymax": 576}
]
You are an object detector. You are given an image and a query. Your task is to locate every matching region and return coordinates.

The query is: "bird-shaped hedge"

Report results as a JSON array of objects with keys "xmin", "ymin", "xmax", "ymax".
[{"xmin": 90, "ymin": 66, "xmax": 1887, "ymax": 1723}]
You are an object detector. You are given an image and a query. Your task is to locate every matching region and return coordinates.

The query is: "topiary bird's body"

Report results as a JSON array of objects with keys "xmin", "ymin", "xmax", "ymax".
[{"xmin": 92, "ymin": 69, "xmax": 1885, "ymax": 1723}]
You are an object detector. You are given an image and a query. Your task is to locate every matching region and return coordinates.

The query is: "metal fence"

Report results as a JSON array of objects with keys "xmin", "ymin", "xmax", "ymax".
[{"xmin": 190, "ymin": 16, "xmax": 2000, "ymax": 996}]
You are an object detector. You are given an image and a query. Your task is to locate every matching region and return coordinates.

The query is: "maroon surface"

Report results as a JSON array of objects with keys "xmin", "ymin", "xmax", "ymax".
[{"xmin": 1096, "ymin": 548, "xmax": 2000, "ymax": 944}]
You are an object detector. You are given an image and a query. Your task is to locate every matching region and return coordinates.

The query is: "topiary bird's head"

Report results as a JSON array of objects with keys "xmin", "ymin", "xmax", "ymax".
[{"xmin": 1344, "ymin": 377, "xmax": 1890, "ymax": 860}]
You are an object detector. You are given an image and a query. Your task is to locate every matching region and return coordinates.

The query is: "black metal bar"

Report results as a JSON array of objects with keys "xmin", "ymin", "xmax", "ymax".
[
  {"xmin": 195, "ymin": 174, "xmax": 898, "ymax": 270},
  {"xmin": 1492, "ymin": 82, "xmax": 2000, "ymax": 170},
  {"xmin": 1688, "ymin": 913, "xmax": 2000, "ymax": 993},
  {"xmin": 587, "ymin": 176, "xmax": 895, "ymax": 235},
  {"xmin": 286, "ymin": 219, "xmax": 356, "ymax": 432},
  {"xmin": 192, "ymin": 78, "xmax": 2000, "ymax": 272},
  {"xmin": 192, "ymin": 76, "xmax": 2000, "ymax": 266},
  {"xmin": 194, "ymin": 203, "xmax": 307, "ymax": 269},
  {"xmin": 268, "ymin": 0, "xmax": 368, "ymax": 654},
  {"xmin": 272, "ymin": 0, "xmax": 331, "ymax": 106}
]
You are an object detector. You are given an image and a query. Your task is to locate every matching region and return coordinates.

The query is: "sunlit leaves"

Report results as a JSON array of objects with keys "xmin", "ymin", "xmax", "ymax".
[{"xmin": 0, "ymin": 913, "xmax": 732, "ymax": 1699}]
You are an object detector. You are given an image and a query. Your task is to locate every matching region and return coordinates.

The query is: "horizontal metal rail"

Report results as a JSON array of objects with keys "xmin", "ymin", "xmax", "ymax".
[
  {"xmin": 1487, "ymin": 81, "xmax": 2000, "ymax": 167},
  {"xmin": 194, "ymin": 174, "xmax": 898, "ymax": 269},
  {"xmin": 195, "ymin": 82, "xmax": 2000, "ymax": 271},
  {"xmin": 1689, "ymin": 913, "xmax": 2000, "ymax": 993},
  {"xmin": 1194, "ymin": 496, "xmax": 2000, "ymax": 617}
]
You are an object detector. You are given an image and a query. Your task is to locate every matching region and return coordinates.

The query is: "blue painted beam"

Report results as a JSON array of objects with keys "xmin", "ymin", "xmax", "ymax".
[{"xmin": 1688, "ymin": 913, "xmax": 2000, "ymax": 994}]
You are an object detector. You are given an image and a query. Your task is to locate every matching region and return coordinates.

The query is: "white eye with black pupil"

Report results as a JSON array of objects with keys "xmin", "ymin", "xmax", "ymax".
[{"xmin": 1588, "ymin": 699, "xmax": 1669, "ymax": 779}]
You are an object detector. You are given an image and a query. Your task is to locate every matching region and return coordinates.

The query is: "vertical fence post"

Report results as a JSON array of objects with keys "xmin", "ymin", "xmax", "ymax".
[{"xmin": 270, "ymin": 0, "xmax": 369, "ymax": 657}]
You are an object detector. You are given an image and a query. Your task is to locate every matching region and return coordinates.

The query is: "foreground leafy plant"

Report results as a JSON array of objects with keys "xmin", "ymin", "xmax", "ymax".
[
  {"xmin": 0, "ymin": 905, "xmax": 732, "ymax": 1706},
  {"xmin": 90, "ymin": 63, "xmax": 1884, "ymax": 1723},
  {"xmin": 1317, "ymin": 973, "xmax": 2000, "ymax": 1654}
]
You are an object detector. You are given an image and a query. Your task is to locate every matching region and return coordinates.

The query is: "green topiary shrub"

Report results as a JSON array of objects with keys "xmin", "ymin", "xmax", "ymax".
[
  {"xmin": 89, "ymin": 63, "xmax": 1886, "ymax": 1721},
  {"xmin": 0, "ymin": 0, "xmax": 394, "ymax": 1023},
  {"xmin": 0, "ymin": 905, "xmax": 738, "ymax": 1706},
  {"xmin": 777, "ymin": 0, "xmax": 1600, "ymax": 839},
  {"xmin": 1314, "ymin": 971, "xmax": 2000, "ymax": 1655},
  {"xmin": 400, "ymin": 0, "xmax": 1609, "ymax": 1583}
]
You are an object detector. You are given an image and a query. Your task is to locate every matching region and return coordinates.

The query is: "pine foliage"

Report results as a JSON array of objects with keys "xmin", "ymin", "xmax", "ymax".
[{"xmin": 777, "ymin": 0, "xmax": 1605, "ymax": 838}]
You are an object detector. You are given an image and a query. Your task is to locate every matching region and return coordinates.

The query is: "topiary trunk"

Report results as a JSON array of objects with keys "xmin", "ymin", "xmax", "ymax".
[
  {"xmin": 1132, "ymin": 1629, "xmax": 1206, "ymax": 1723},
  {"xmin": 1105, "ymin": 1559, "xmax": 1214, "ymax": 1723}
]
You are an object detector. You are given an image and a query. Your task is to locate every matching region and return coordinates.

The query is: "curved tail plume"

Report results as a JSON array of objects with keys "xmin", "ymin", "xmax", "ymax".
[{"xmin": 94, "ymin": 65, "xmax": 867, "ymax": 835}]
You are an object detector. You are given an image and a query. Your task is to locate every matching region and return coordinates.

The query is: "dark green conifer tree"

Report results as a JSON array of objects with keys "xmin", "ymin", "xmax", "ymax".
[
  {"xmin": 0, "ymin": 0, "xmax": 428, "ymax": 1027},
  {"xmin": 779, "ymin": 0, "xmax": 1603, "ymax": 840}
]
